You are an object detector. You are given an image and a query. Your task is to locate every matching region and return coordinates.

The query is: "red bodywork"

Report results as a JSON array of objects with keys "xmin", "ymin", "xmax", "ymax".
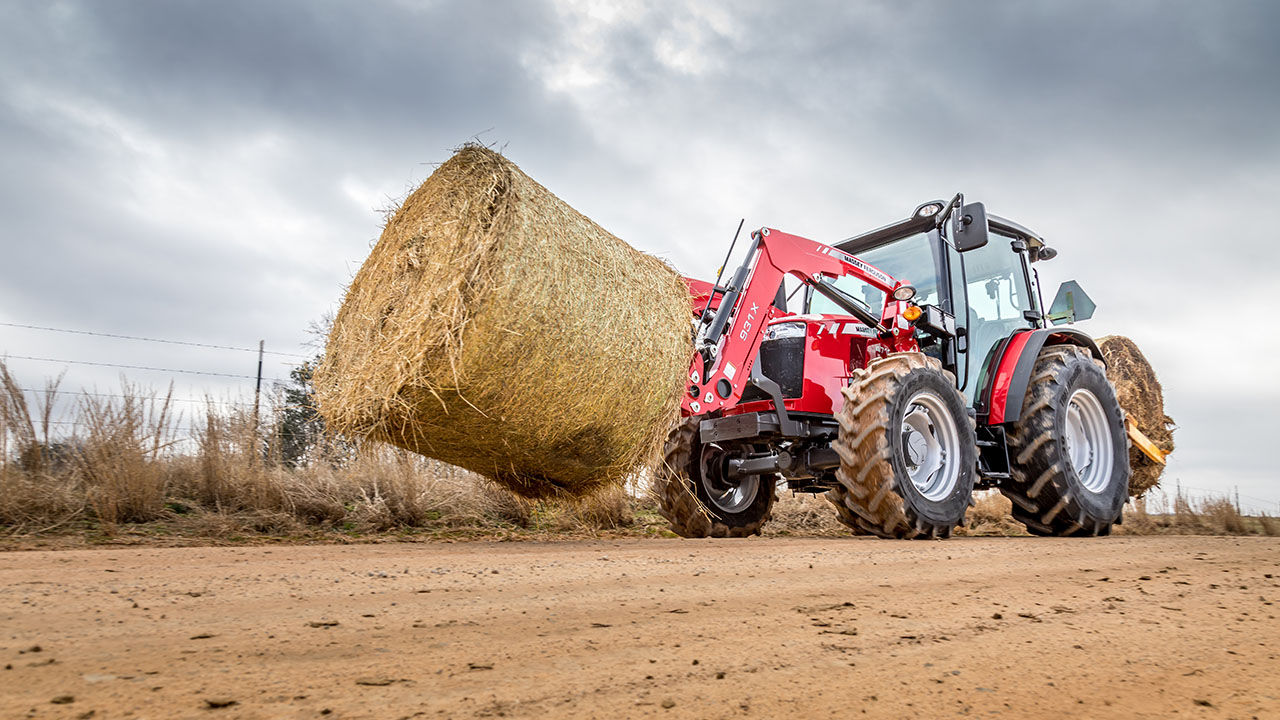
[
  {"xmin": 727, "ymin": 315, "xmax": 895, "ymax": 417},
  {"xmin": 685, "ymin": 278, "xmax": 872, "ymax": 416},
  {"xmin": 680, "ymin": 228, "xmax": 917, "ymax": 419},
  {"xmin": 983, "ymin": 329, "xmax": 1103, "ymax": 425},
  {"xmin": 986, "ymin": 331, "xmax": 1032, "ymax": 425},
  {"xmin": 684, "ymin": 277, "xmax": 718, "ymax": 314}
]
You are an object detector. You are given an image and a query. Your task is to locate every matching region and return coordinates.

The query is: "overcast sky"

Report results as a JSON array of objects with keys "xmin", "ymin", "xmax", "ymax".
[{"xmin": 1, "ymin": 1, "xmax": 1277, "ymax": 510}]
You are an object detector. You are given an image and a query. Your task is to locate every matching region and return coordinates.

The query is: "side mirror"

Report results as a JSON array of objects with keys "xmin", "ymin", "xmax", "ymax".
[
  {"xmin": 954, "ymin": 202, "xmax": 989, "ymax": 252},
  {"xmin": 1047, "ymin": 280, "xmax": 1097, "ymax": 324}
]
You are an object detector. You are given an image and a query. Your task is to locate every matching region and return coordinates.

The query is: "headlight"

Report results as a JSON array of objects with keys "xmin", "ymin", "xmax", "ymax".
[
  {"xmin": 914, "ymin": 201, "xmax": 944, "ymax": 218},
  {"xmin": 765, "ymin": 322, "xmax": 807, "ymax": 341},
  {"xmin": 892, "ymin": 285, "xmax": 916, "ymax": 301}
]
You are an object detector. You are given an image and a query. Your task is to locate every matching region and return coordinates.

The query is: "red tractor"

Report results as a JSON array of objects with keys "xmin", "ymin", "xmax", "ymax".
[{"xmin": 657, "ymin": 196, "xmax": 1132, "ymax": 539}]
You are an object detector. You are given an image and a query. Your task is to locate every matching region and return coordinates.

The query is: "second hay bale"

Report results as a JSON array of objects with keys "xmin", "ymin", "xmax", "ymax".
[
  {"xmin": 1098, "ymin": 335, "xmax": 1175, "ymax": 496},
  {"xmin": 315, "ymin": 146, "xmax": 692, "ymax": 498}
]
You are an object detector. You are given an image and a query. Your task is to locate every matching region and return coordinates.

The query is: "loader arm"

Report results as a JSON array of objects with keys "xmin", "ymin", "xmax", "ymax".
[{"xmin": 682, "ymin": 227, "xmax": 917, "ymax": 417}]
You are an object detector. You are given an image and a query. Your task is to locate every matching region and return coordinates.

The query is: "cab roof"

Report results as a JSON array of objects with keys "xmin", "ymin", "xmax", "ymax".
[{"xmin": 834, "ymin": 202, "xmax": 1045, "ymax": 256}]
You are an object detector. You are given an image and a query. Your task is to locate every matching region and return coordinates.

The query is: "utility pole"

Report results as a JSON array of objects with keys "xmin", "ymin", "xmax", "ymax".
[
  {"xmin": 253, "ymin": 340, "xmax": 264, "ymax": 442},
  {"xmin": 1235, "ymin": 486, "xmax": 1241, "ymax": 515}
]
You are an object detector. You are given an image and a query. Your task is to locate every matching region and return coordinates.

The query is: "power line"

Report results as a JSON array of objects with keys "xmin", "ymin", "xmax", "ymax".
[
  {"xmin": 20, "ymin": 388, "xmax": 257, "ymax": 407},
  {"xmin": 3, "ymin": 354, "xmax": 287, "ymax": 381},
  {"xmin": 1239, "ymin": 493, "xmax": 1278, "ymax": 505},
  {"xmin": 0, "ymin": 321, "xmax": 312, "ymax": 359}
]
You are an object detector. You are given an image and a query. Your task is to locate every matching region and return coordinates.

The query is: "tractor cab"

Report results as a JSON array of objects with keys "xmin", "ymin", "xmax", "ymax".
[{"xmin": 807, "ymin": 198, "xmax": 1064, "ymax": 409}]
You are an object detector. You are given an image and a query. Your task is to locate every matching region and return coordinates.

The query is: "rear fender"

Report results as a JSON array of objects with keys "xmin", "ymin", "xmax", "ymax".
[{"xmin": 980, "ymin": 328, "xmax": 1102, "ymax": 425}]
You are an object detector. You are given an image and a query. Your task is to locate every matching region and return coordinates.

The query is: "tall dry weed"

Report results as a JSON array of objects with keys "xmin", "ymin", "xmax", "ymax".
[
  {"xmin": 1119, "ymin": 487, "xmax": 1265, "ymax": 537},
  {"xmin": 1173, "ymin": 491, "xmax": 1201, "ymax": 529},
  {"xmin": 74, "ymin": 382, "xmax": 177, "ymax": 524},
  {"xmin": 0, "ymin": 364, "xmax": 86, "ymax": 530},
  {"xmin": 0, "ymin": 364, "xmax": 64, "ymax": 474},
  {"xmin": 1120, "ymin": 495, "xmax": 1163, "ymax": 534},
  {"xmin": 1259, "ymin": 514, "xmax": 1280, "ymax": 537},
  {"xmin": 1200, "ymin": 497, "xmax": 1247, "ymax": 535},
  {"xmin": 185, "ymin": 404, "xmax": 286, "ymax": 513},
  {"xmin": 342, "ymin": 450, "xmax": 472, "ymax": 530}
]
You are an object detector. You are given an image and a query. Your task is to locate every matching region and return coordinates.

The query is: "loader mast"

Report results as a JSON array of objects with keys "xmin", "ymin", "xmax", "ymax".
[{"xmin": 683, "ymin": 227, "xmax": 915, "ymax": 417}]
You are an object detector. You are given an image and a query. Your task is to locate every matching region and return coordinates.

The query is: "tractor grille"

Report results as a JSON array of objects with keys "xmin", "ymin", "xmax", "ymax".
[{"xmin": 739, "ymin": 336, "xmax": 805, "ymax": 403}]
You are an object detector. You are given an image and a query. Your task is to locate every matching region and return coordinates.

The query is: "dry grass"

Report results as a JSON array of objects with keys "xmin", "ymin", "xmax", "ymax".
[
  {"xmin": 763, "ymin": 491, "xmax": 848, "ymax": 536},
  {"xmin": 1259, "ymin": 514, "xmax": 1280, "ymax": 537},
  {"xmin": 0, "ymin": 362, "xmax": 644, "ymax": 541},
  {"xmin": 954, "ymin": 489, "xmax": 1277, "ymax": 538},
  {"xmin": 0, "ymin": 366, "xmax": 85, "ymax": 531},
  {"xmin": 956, "ymin": 491, "xmax": 1028, "ymax": 536},
  {"xmin": 77, "ymin": 383, "xmax": 177, "ymax": 525},
  {"xmin": 315, "ymin": 144, "xmax": 692, "ymax": 499},
  {"xmin": 3, "ymin": 362, "xmax": 1273, "ymax": 543},
  {"xmin": 1120, "ymin": 490, "xmax": 1271, "ymax": 536}
]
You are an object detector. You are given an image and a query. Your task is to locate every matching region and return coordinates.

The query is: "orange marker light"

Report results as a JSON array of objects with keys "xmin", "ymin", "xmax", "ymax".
[{"xmin": 902, "ymin": 305, "xmax": 923, "ymax": 322}]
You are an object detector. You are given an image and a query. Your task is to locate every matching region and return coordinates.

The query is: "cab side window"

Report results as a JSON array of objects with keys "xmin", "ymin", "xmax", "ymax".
[{"xmin": 957, "ymin": 233, "xmax": 1036, "ymax": 400}]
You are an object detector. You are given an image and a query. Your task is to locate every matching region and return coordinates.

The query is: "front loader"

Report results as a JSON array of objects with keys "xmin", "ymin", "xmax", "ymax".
[{"xmin": 657, "ymin": 196, "xmax": 1161, "ymax": 539}]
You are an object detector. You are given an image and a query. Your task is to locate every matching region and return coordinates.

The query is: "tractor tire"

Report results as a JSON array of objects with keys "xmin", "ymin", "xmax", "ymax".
[
  {"xmin": 653, "ymin": 417, "xmax": 776, "ymax": 538},
  {"xmin": 1002, "ymin": 344, "xmax": 1129, "ymax": 536},
  {"xmin": 1097, "ymin": 335, "xmax": 1174, "ymax": 497},
  {"xmin": 828, "ymin": 352, "xmax": 977, "ymax": 539}
]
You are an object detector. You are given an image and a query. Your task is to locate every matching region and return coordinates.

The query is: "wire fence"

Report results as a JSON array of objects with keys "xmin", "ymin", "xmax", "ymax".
[
  {"xmin": 6, "ymin": 354, "xmax": 269, "ymax": 380},
  {"xmin": 4, "ymin": 319, "xmax": 1279, "ymax": 512},
  {"xmin": 19, "ymin": 389, "xmax": 258, "ymax": 408},
  {"xmin": 1134, "ymin": 482, "xmax": 1280, "ymax": 518},
  {"xmin": 0, "ymin": 321, "xmax": 311, "ymax": 358},
  {"xmin": 1, "ymin": 319, "xmax": 316, "ymax": 448}
]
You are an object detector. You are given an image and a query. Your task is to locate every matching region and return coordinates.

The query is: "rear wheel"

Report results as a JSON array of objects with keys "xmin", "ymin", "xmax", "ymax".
[
  {"xmin": 1002, "ymin": 345, "xmax": 1129, "ymax": 536},
  {"xmin": 654, "ymin": 417, "xmax": 776, "ymax": 538},
  {"xmin": 828, "ymin": 353, "xmax": 977, "ymax": 539}
]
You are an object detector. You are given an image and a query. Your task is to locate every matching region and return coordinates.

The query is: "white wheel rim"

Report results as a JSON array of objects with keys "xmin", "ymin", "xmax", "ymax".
[
  {"xmin": 900, "ymin": 391, "xmax": 962, "ymax": 501},
  {"xmin": 1064, "ymin": 388, "xmax": 1115, "ymax": 494}
]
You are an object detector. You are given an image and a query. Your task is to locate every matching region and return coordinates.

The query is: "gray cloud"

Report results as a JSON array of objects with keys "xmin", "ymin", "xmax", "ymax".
[{"xmin": 1, "ymin": 1, "xmax": 1276, "ymax": 509}]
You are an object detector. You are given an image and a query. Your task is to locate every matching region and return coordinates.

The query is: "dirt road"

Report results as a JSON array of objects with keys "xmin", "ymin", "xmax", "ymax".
[{"xmin": 2, "ymin": 536, "xmax": 1277, "ymax": 719}]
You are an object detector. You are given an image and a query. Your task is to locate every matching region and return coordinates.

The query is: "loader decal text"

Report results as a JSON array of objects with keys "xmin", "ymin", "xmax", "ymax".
[
  {"xmin": 823, "ymin": 246, "xmax": 891, "ymax": 285},
  {"xmin": 738, "ymin": 302, "xmax": 761, "ymax": 341}
]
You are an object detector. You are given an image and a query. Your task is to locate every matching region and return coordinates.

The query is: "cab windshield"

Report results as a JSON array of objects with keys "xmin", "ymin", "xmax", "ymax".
[{"xmin": 807, "ymin": 232, "xmax": 941, "ymax": 316}]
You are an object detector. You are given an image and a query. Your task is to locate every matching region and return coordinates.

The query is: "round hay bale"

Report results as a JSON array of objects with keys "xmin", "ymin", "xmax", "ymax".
[
  {"xmin": 315, "ymin": 145, "xmax": 692, "ymax": 499},
  {"xmin": 1097, "ymin": 335, "xmax": 1175, "ymax": 496}
]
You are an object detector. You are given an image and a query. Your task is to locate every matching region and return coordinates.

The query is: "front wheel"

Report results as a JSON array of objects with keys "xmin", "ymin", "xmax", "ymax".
[
  {"xmin": 829, "ymin": 353, "xmax": 977, "ymax": 539},
  {"xmin": 1002, "ymin": 345, "xmax": 1129, "ymax": 536},
  {"xmin": 654, "ymin": 418, "xmax": 776, "ymax": 538}
]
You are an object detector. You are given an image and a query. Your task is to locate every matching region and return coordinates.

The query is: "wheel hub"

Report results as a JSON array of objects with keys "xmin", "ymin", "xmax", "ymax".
[
  {"xmin": 1063, "ymin": 388, "xmax": 1115, "ymax": 494},
  {"xmin": 699, "ymin": 443, "xmax": 759, "ymax": 514}
]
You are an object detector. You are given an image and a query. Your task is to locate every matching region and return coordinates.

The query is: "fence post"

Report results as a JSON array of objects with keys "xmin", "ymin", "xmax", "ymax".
[{"xmin": 253, "ymin": 340, "xmax": 264, "ymax": 446}]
